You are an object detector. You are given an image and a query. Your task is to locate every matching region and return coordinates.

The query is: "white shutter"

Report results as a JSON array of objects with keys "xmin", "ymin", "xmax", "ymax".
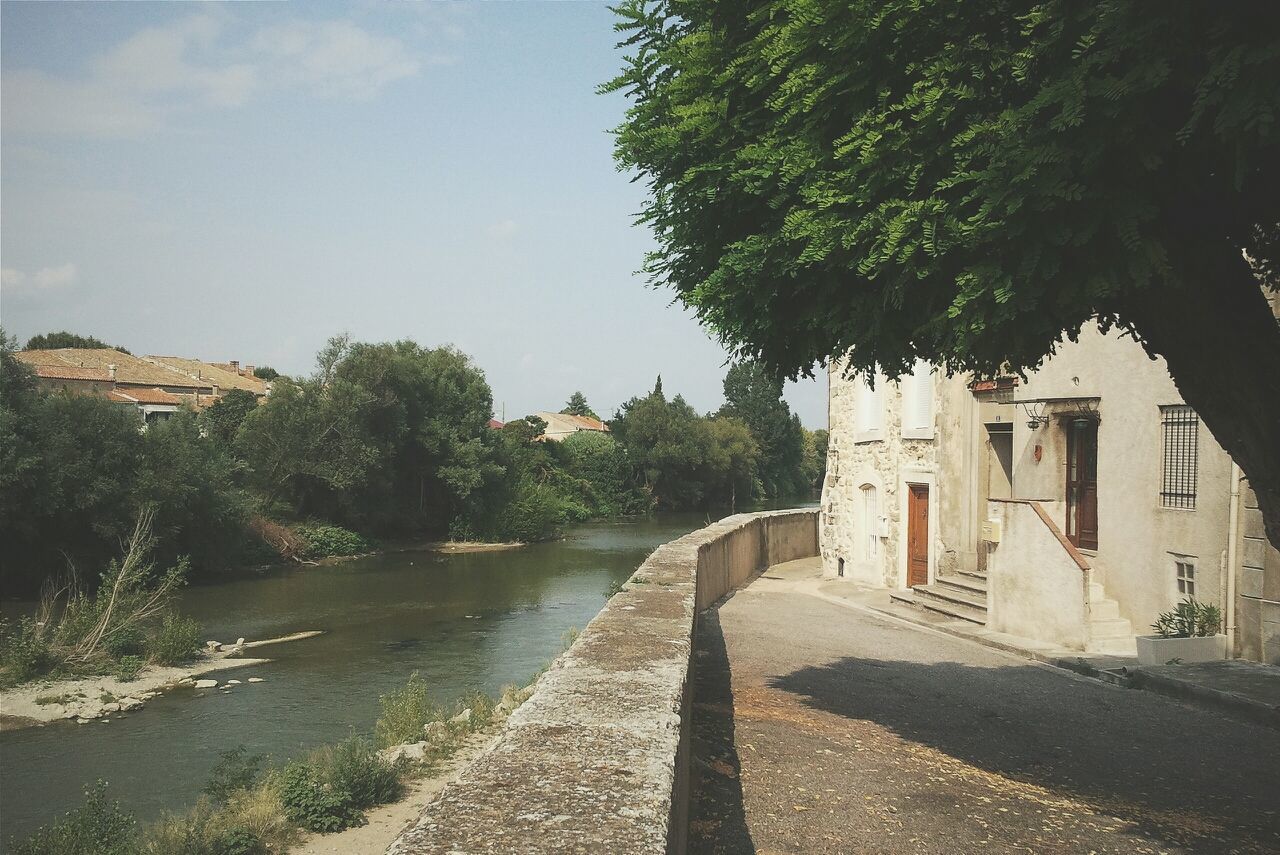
[{"xmin": 905, "ymin": 361, "xmax": 933, "ymax": 432}]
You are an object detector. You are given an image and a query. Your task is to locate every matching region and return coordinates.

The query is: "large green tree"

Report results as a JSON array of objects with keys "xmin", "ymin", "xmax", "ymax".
[
  {"xmin": 24, "ymin": 331, "xmax": 127, "ymax": 352},
  {"xmin": 561, "ymin": 391, "xmax": 600, "ymax": 420},
  {"xmin": 719, "ymin": 361, "xmax": 806, "ymax": 498},
  {"xmin": 607, "ymin": 1, "xmax": 1280, "ymax": 546}
]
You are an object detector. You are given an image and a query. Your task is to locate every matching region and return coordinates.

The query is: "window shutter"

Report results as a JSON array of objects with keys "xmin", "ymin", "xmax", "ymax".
[
  {"xmin": 905, "ymin": 361, "xmax": 933, "ymax": 431},
  {"xmin": 856, "ymin": 375, "xmax": 882, "ymax": 434}
]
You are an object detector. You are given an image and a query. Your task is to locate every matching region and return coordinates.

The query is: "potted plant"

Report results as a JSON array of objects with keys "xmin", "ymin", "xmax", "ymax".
[{"xmin": 1135, "ymin": 598, "xmax": 1228, "ymax": 665}]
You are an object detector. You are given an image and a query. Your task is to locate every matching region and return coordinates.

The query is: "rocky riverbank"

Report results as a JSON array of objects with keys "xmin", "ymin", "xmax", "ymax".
[{"xmin": 0, "ymin": 631, "xmax": 321, "ymax": 731}]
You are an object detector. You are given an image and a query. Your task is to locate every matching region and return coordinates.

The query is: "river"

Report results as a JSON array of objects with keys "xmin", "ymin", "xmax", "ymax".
[{"xmin": 0, "ymin": 511, "xmax": 793, "ymax": 849}]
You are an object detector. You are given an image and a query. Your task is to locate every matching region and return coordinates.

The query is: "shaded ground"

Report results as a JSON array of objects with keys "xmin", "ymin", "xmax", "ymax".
[{"xmin": 690, "ymin": 569, "xmax": 1280, "ymax": 854}]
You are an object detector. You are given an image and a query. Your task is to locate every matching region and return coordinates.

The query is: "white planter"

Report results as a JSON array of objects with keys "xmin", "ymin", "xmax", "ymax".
[{"xmin": 1135, "ymin": 634, "xmax": 1228, "ymax": 666}]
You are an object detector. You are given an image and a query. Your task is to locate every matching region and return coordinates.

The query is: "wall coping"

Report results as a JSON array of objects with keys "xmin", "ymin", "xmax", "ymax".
[
  {"xmin": 991, "ymin": 499, "xmax": 1090, "ymax": 572},
  {"xmin": 387, "ymin": 509, "xmax": 819, "ymax": 855}
]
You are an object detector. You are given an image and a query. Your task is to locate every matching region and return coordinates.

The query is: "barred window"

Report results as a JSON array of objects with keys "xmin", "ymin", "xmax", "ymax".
[{"xmin": 1160, "ymin": 406, "xmax": 1199, "ymax": 509}]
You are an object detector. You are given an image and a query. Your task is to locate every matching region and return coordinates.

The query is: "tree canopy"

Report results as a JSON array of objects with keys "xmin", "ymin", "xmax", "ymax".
[
  {"xmin": 719, "ymin": 361, "xmax": 806, "ymax": 498},
  {"xmin": 561, "ymin": 391, "xmax": 599, "ymax": 420},
  {"xmin": 24, "ymin": 331, "xmax": 128, "ymax": 353},
  {"xmin": 607, "ymin": 0, "xmax": 1280, "ymax": 545}
]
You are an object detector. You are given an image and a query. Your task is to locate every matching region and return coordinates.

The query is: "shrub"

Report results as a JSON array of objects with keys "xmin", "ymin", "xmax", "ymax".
[
  {"xmin": 0, "ymin": 617, "xmax": 59, "ymax": 687},
  {"xmin": 278, "ymin": 736, "xmax": 400, "ymax": 833},
  {"xmin": 1152, "ymin": 598, "xmax": 1223, "ymax": 638},
  {"xmin": 12, "ymin": 780, "xmax": 136, "ymax": 855},
  {"xmin": 375, "ymin": 671, "xmax": 441, "ymax": 748},
  {"xmin": 203, "ymin": 746, "xmax": 265, "ymax": 806},
  {"xmin": 104, "ymin": 624, "xmax": 146, "ymax": 658},
  {"xmin": 317, "ymin": 737, "xmax": 402, "ymax": 810},
  {"xmin": 138, "ymin": 797, "xmax": 269, "ymax": 855},
  {"xmin": 277, "ymin": 763, "xmax": 361, "ymax": 833},
  {"xmin": 295, "ymin": 524, "xmax": 372, "ymax": 559},
  {"xmin": 148, "ymin": 612, "xmax": 202, "ymax": 665},
  {"xmin": 114, "ymin": 655, "xmax": 145, "ymax": 682}
]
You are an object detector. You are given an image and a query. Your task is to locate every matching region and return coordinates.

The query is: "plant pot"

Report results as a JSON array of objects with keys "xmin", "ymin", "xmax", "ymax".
[{"xmin": 1135, "ymin": 634, "xmax": 1228, "ymax": 666}]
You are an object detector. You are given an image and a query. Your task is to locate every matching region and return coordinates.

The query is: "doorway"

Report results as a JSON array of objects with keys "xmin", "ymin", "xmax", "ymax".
[
  {"xmin": 987, "ymin": 425, "xmax": 1013, "ymax": 500},
  {"xmin": 907, "ymin": 483, "xmax": 930, "ymax": 587},
  {"xmin": 1065, "ymin": 419, "xmax": 1099, "ymax": 550}
]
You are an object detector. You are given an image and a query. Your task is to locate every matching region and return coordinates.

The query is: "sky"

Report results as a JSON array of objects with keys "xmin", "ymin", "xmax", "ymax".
[{"xmin": 0, "ymin": 1, "xmax": 828, "ymax": 428}]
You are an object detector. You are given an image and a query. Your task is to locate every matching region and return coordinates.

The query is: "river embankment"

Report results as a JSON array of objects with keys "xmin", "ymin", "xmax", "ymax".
[{"xmin": 0, "ymin": 631, "xmax": 323, "ymax": 731}]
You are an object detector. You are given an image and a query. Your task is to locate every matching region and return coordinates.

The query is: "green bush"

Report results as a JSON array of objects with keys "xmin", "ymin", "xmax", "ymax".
[
  {"xmin": 277, "ymin": 763, "xmax": 361, "ymax": 833},
  {"xmin": 278, "ymin": 737, "xmax": 400, "ymax": 833},
  {"xmin": 148, "ymin": 612, "xmax": 202, "ymax": 665},
  {"xmin": 295, "ymin": 524, "xmax": 372, "ymax": 559},
  {"xmin": 212, "ymin": 827, "xmax": 265, "ymax": 855},
  {"xmin": 104, "ymin": 624, "xmax": 146, "ymax": 658},
  {"xmin": 203, "ymin": 746, "xmax": 265, "ymax": 806},
  {"xmin": 114, "ymin": 655, "xmax": 145, "ymax": 682},
  {"xmin": 375, "ymin": 671, "xmax": 441, "ymax": 748},
  {"xmin": 1152, "ymin": 598, "xmax": 1223, "ymax": 638},
  {"xmin": 12, "ymin": 781, "xmax": 136, "ymax": 855},
  {"xmin": 0, "ymin": 617, "xmax": 59, "ymax": 687}
]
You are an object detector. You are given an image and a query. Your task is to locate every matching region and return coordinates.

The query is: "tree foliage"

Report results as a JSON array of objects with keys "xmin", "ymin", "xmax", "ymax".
[
  {"xmin": 561, "ymin": 391, "xmax": 599, "ymax": 420},
  {"xmin": 24, "ymin": 331, "xmax": 128, "ymax": 353},
  {"xmin": 607, "ymin": 0, "xmax": 1280, "ymax": 544},
  {"xmin": 719, "ymin": 361, "xmax": 806, "ymax": 498}
]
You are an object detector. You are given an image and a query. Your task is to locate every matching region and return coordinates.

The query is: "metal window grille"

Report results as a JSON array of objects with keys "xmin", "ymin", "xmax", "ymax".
[
  {"xmin": 1160, "ymin": 406, "xmax": 1199, "ymax": 509},
  {"xmin": 1176, "ymin": 560, "xmax": 1196, "ymax": 597}
]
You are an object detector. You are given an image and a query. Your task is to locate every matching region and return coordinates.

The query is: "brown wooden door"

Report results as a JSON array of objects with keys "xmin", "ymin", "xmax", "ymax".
[
  {"xmin": 1065, "ymin": 420, "xmax": 1099, "ymax": 550},
  {"xmin": 907, "ymin": 483, "xmax": 930, "ymax": 587}
]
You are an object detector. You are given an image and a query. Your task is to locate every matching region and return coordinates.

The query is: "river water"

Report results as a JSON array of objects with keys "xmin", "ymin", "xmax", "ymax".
[{"xmin": 1, "ymin": 512, "xmax": 761, "ymax": 848}]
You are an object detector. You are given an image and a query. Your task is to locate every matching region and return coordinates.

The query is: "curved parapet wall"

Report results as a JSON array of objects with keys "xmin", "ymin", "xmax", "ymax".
[{"xmin": 388, "ymin": 509, "xmax": 818, "ymax": 855}]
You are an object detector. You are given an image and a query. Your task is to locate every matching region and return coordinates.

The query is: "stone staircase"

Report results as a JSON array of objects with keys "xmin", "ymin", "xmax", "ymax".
[
  {"xmin": 1086, "ymin": 581, "xmax": 1137, "ymax": 655},
  {"xmin": 890, "ymin": 570, "xmax": 988, "ymax": 625}
]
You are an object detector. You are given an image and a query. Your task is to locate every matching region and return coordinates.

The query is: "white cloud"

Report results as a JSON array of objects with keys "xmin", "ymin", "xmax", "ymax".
[
  {"xmin": 486, "ymin": 219, "xmax": 520, "ymax": 239},
  {"xmin": 252, "ymin": 21, "xmax": 420, "ymax": 100},
  {"xmin": 2, "ymin": 14, "xmax": 421, "ymax": 139},
  {"xmin": 1, "ymin": 263, "xmax": 79, "ymax": 294}
]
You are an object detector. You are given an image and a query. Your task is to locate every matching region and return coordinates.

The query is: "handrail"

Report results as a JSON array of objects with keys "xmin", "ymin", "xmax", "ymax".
[{"xmin": 988, "ymin": 498, "xmax": 1090, "ymax": 572}]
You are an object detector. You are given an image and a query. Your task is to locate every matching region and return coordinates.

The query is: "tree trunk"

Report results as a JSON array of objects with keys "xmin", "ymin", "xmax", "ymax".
[{"xmin": 1119, "ymin": 246, "xmax": 1280, "ymax": 552}]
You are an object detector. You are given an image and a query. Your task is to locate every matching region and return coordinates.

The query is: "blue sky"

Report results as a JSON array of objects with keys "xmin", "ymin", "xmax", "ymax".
[{"xmin": 0, "ymin": 1, "xmax": 827, "ymax": 426}]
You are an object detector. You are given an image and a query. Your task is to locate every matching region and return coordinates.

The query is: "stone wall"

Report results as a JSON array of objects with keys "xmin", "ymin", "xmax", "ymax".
[{"xmin": 387, "ymin": 509, "xmax": 819, "ymax": 855}]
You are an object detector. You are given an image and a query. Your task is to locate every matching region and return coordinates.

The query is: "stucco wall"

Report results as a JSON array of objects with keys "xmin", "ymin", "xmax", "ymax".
[
  {"xmin": 986, "ymin": 500, "xmax": 1090, "ymax": 649},
  {"xmin": 1008, "ymin": 323, "xmax": 1234, "ymax": 633},
  {"xmin": 387, "ymin": 509, "xmax": 819, "ymax": 855}
]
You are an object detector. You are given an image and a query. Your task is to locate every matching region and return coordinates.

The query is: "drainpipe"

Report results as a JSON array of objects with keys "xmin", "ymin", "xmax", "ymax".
[{"xmin": 1225, "ymin": 463, "xmax": 1241, "ymax": 652}]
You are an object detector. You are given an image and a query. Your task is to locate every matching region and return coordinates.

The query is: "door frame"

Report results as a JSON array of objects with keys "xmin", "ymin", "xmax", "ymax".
[{"xmin": 897, "ymin": 468, "xmax": 938, "ymax": 589}]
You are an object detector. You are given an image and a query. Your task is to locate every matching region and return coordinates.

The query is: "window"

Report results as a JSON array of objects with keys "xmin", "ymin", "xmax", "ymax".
[
  {"xmin": 854, "ymin": 373, "xmax": 884, "ymax": 441},
  {"xmin": 861, "ymin": 485, "xmax": 879, "ymax": 559},
  {"xmin": 901, "ymin": 360, "xmax": 935, "ymax": 439},
  {"xmin": 1175, "ymin": 558, "xmax": 1196, "ymax": 598},
  {"xmin": 1160, "ymin": 405, "xmax": 1199, "ymax": 509}
]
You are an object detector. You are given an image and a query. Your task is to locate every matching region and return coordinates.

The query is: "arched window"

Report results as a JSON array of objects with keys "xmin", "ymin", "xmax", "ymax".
[{"xmin": 861, "ymin": 484, "xmax": 879, "ymax": 559}]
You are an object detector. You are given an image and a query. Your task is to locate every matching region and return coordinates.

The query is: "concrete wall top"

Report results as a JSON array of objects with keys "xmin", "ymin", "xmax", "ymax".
[{"xmin": 388, "ymin": 509, "xmax": 818, "ymax": 855}]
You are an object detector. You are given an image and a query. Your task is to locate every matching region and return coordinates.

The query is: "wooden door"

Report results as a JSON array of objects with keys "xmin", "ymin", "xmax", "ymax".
[
  {"xmin": 1065, "ymin": 420, "xmax": 1099, "ymax": 550},
  {"xmin": 907, "ymin": 484, "xmax": 930, "ymax": 587}
]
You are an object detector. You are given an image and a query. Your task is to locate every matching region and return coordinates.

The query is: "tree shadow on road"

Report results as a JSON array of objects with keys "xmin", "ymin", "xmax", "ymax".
[
  {"xmin": 689, "ymin": 605, "xmax": 756, "ymax": 855},
  {"xmin": 768, "ymin": 655, "xmax": 1280, "ymax": 854}
]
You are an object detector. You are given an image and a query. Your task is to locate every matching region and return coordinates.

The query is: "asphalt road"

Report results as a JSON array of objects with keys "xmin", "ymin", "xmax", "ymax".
[{"xmin": 689, "ymin": 579, "xmax": 1280, "ymax": 854}]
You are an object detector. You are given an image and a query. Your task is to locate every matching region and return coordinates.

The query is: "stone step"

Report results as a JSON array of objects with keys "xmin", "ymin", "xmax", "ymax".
[
  {"xmin": 934, "ymin": 573, "xmax": 987, "ymax": 596},
  {"xmin": 1089, "ymin": 598, "xmax": 1120, "ymax": 621},
  {"xmin": 955, "ymin": 569, "xmax": 989, "ymax": 584},
  {"xmin": 896, "ymin": 585, "xmax": 988, "ymax": 625},
  {"xmin": 1089, "ymin": 617, "xmax": 1134, "ymax": 640}
]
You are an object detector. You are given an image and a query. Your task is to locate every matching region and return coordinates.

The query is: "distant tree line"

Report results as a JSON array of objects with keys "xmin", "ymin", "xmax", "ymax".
[{"xmin": 0, "ymin": 331, "xmax": 825, "ymax": 595}]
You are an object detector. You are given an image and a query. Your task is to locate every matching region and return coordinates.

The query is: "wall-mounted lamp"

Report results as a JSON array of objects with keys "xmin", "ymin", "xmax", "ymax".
[{"xmin": 1017, "ymin": 401, "xmax": 1049, "ymax": 430}]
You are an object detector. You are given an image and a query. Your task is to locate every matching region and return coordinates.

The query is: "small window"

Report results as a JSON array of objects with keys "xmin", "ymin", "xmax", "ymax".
[
  {"xmin": 1160, "ymin": 406, "xmax": 1199, "ymax": 509},
  {"xmin": 1175, "ymin": 559, "xmax": 1196, "ymax": 598},
  {"xmin": 861, "ymin": 485, "xmax": 879, "ymax": 560}
]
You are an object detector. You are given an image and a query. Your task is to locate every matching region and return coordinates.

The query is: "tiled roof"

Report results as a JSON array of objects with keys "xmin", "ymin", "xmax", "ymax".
[
  {"xmin": 31, "ymin": 365, "xmax": 112, "ymax": 382},
  {"xmin": 488, "ymin": 418, "xmax": 505, "ymax": 429},
  {"xmin": 145, "ymin": 356, "xmax": 269, "ymax": 395},
  {"xmin": 108, "ymin": 387, "xmax": 183, "ymax": 406},
  {"xmin": 15, "ymin": 349, "xmax": 208, "ymax": 389}
]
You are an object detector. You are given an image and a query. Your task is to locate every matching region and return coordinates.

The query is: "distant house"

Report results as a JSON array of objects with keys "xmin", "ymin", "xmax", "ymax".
[
  {"xmin": 532, "ymin": 411, "xmax": 610, "ymax": 442},
  {"xmin": 488, "ymin": 418, "xmax": 505, "ymax": 430},
  {"xmin": 14, "ymin": 348, "xmax": 270, "ymax": 425}
]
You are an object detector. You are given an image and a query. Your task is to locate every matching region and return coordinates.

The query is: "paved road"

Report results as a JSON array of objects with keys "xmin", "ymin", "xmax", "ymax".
[{"xmin": 689, "ymin": 564, "xmax": 1280, "ymax": 854}]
